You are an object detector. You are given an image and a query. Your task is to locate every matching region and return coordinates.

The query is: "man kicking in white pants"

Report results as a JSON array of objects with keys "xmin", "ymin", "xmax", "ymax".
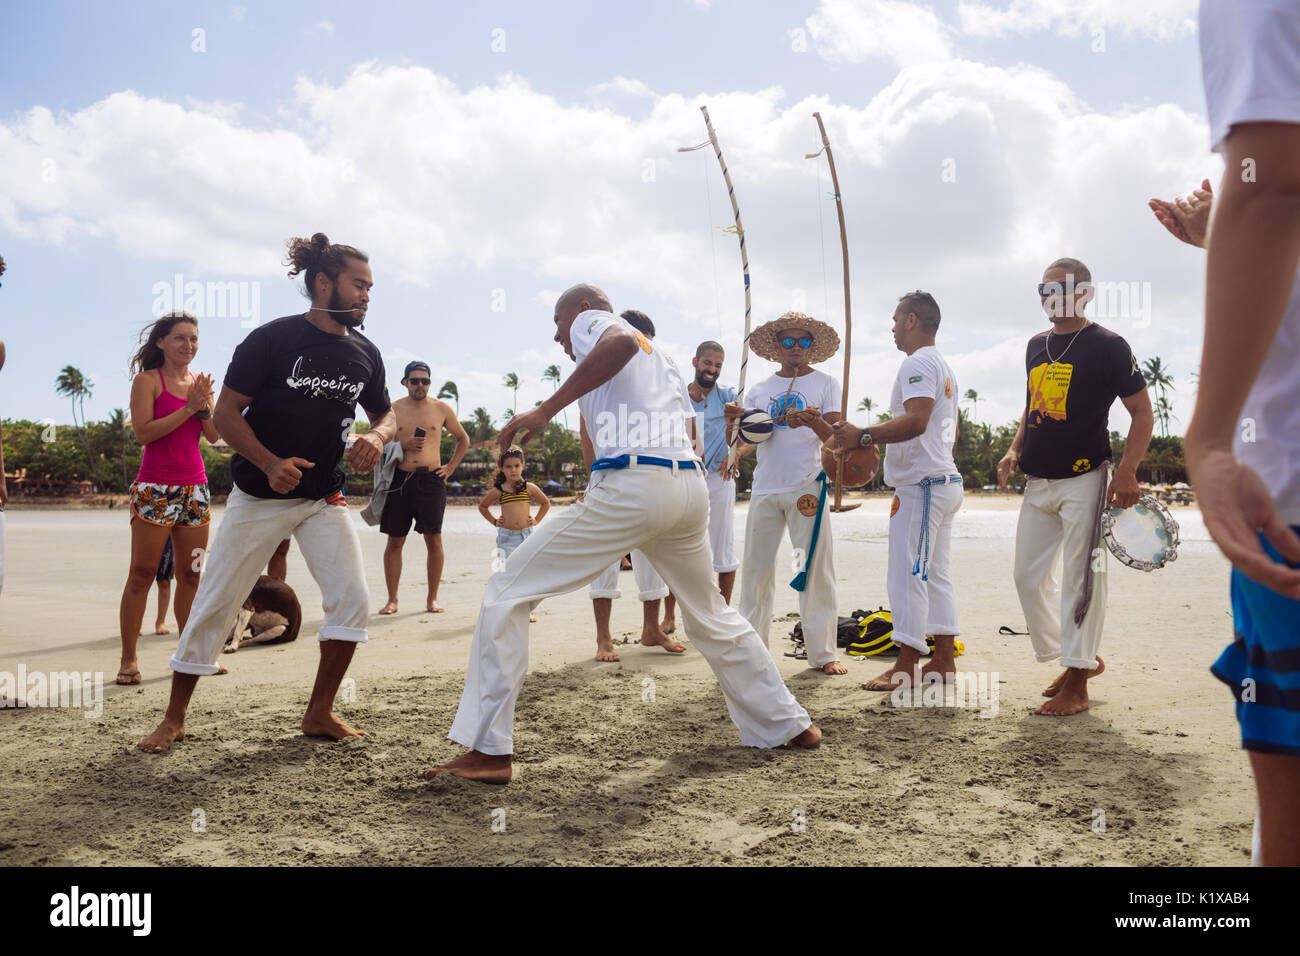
[
  {"xmin": 831, "ymin": 292, "xmax": 962, "ymax": 690},
  {"xmin": 422, "ymin": 284, "xmax": 820, "ymax": 784},
  {"xmin": 725, "ymin": 312, "xmax": 847, "ymax": 676},
  {"xmin": 138, "ymin": 233, "xmax": 397, "ymax": 752}
]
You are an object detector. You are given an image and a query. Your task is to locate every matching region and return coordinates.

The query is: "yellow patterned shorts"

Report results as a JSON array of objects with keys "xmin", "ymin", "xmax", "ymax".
[{"xmin": 130, "ymin": 481, "xmax": 211, "ymax": 528}]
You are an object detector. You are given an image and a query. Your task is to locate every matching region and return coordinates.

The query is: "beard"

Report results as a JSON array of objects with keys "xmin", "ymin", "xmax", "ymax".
[
  {"xmin": 695, "ymin": 370, "xmax": 718, "ymax": 389},
  {"xmin": 327, "ymin": 286, "xmax": 366, "ymax": 328}
]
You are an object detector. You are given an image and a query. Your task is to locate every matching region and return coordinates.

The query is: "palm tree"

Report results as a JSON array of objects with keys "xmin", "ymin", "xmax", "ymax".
[
  {"xmin": 55, "ymin": 365, "xmax": 97, "ymax": 487},
  {"xmin": 1142, "ymin": 357, "xmax": 1175, "ymax": 404},
  {"xmin": 543, "ymin": 364, "xmax": 567, "ymax": 427},
  {"xmin": 1153, "ymin": 394, "xmax": 1178, "ymax": 439},
  {"xmin": 856, "ymin": 396, "xmax": 875, "ymax": 422},
  {"xmin": 503, "ymin": 372, "xmax": 521, "ymax": 417},
  {"xmin": 437, "ymin": 381, "xmax": 459, "ymax": 415},
  {"xmin": 109, "ymin": 407, "xmax": 130, "ymax": 487},
  {"xmin": 964, "ymin": 388, "xmax": 980, "ymax": 422},
  {"xmin": 470, "ymin": 407, "xmax": 494, "ymax": 443}
]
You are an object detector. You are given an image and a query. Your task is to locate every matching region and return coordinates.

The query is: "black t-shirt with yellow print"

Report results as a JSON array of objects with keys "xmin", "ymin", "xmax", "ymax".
[{"xmin": 1019, "ymin": 322, "xmax": 1147, "ymax": 480}]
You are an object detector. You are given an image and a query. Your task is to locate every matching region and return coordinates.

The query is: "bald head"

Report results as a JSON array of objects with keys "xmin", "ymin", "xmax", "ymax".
[
  {"xmin": 553, "ymin": 282, "xmax": 615, "ymax": 362},
  {"xmin": 556, "ymin": 283, "xmax": 612, "ymax": 317}
]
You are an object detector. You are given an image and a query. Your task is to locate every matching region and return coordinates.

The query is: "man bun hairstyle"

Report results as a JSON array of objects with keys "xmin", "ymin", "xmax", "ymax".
[
  {"xmin": 285, "ymin": 232, "xmax": 369, "ymax": 298},
  {"xmin": 898, "ymin": 290, "xmax": 941, "ymax": 334}
]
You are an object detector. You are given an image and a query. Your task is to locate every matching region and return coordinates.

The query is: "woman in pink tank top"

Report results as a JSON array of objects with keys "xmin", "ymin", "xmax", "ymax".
[{"xmin": 117, "ymin": 311, "xmax": 221, "ymax": 685}]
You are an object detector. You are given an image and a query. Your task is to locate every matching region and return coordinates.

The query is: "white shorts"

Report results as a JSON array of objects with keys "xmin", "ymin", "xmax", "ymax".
[
  {"xmin": 887, "ymin": 478, "xmax": 963, "ymax": 653},
  {"xmin": 705, "ymin": 472, "xmax": 739, "ymax": 573},
  {"xmin": 588, "ymin": 548, "xmax": 668, "ymax": 601},
  {"xmin": 170, "ymin": 487, "xmax": 369, "ymax": 675}
]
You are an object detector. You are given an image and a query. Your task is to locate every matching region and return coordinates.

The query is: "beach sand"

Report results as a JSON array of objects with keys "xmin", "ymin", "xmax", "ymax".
[{"xmin": 0, "ymin": 496, "xmax": 1252, "ymax": 866}]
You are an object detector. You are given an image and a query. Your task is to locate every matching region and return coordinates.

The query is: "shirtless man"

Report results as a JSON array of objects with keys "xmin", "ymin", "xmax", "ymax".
[{"xmin": 378, "ymin": 360, "xmax": 469, "ymax": 614}]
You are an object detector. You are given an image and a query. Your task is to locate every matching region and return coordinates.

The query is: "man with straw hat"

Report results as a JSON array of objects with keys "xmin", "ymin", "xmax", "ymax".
[{"xmin": 725, "ymin": 312, "xmax": 847, "ymax": 675}]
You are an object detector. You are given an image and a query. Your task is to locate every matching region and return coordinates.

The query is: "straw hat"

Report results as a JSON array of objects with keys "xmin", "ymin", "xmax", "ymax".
[{"xmin": 749, "ymin": 312, "xmax": 840, "ymax": 364}]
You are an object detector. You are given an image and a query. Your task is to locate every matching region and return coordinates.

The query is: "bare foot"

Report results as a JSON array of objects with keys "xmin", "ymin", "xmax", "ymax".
[
  {"xmin": 661, "ymin": 617, "xmax": 676, "ymax": 635},
  {"xmin": 529, "ymin": 614, "xmax": 537, "ymax": 623},
  {"xmin": 596, "ymin": 637, "xmax": 621, "ymax": 662},
  {"xmin": 215, "ymin": 664, "xmax": 228, "ymax": 676},
  {"xmin": 1042, "ymin": 656, "xmax": 1104, "ymax": 697},
  {"xmin": 0, "ymin": 694, "xmax": 27, "ymax": 709},
  {"xmin": 137, "ymin": 721, "xmax": 185, "ymax": 753},
  {"xmin": 790, "ymin": 724, "xmax": 822, "ymax": 748},
  {"xmin": 641, "ymin": 628, "xmax": 686, "ymax": 654},
  {"xmin": 427, "ymin": 600, "xmax": 446, "ymax": 613},
  {"xmin": 1034, "ymin": 689, "xmax": 1091, "ymax": 716},
  {"xmin": 820, "ymin": 660, "xmax": 848, "ymax": 675},
  {"xmin": 378, "ymin": 600, "xmax": 398, "ymax": 615},
  {"xmin": 921, "ymin": 657, "xmax": 957, "ymax": 683},
  {"xmin": 154, "ymin": 621, "xmax": 171, "ymax": 635},
  {"xmin": 301, "ymin": 711, "xmax": 368, "ymax": 739},
  {"xmin": 419, "ymin": 749, "xmax": 512, "ymax": 785},
  {"xmin": 863, "ymin": 666, "xmax": 915, "ymax": 691}
]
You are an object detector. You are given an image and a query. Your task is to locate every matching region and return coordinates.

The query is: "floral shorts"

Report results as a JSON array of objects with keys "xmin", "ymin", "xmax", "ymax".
[{"xmin": 130, "ymin": 481, "xmax": 211, "ymax": 528}]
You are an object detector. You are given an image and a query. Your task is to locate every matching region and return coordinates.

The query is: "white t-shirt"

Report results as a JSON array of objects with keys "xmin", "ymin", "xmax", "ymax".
[
  {"xmin": 748, "ymin": 368, "xmax": 842, "ymax": 496},
  {"xmin": 571, "ymin": 311, "xmax": 696, "ymax": 484},
  {"xmin": 1202, "ymin": 0, "xmax": 1300, "ymax": 523},
  {"xmin": 883, "ymin": 346, "xmax": 959, "ymax": 488}
]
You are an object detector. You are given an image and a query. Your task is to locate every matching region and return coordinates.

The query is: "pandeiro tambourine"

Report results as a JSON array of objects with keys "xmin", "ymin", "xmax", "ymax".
[{"xmin": 1101, "ymin": 494, "xmax": 1180, "ymax": 571}]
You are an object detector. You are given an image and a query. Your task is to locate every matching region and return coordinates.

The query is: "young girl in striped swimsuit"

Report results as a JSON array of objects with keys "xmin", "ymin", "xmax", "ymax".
[{"xmin": 479, "ymin": 446, "xmax": 549, "ymax": 622}]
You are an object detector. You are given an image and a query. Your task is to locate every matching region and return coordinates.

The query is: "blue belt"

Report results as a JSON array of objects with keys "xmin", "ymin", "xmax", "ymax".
[
  {"xmin": 790, "ymin": 471, "xmax": 829, "ymax": 593},
  {"xmin": 914, "ymin": 474, "xmax": 962, "ymax": 581},
  {"xmin": 590, "ymin": 454, "xmax": 699, "ymax": 473}
]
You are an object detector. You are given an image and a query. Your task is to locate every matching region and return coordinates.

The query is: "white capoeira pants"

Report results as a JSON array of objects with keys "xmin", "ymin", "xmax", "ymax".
[
  {"xmin": 705, "ymin": 472, "xmax": 739, "ymax": 573},
  {"xmin": 448, "ymin": 464, "xmax": 811, "ymax": 755},
  {"xmin": 170, "ymin": 487, "xmax": 369, "ymax": 675},
  {"xmin": 1013, "ymin": 468, "xmax": 1108, "ymax": 670},
  {"xmin": 588, "ymin": 549, "xmax": 668, "ymax": 601},
  {"xmin": 738, "ymin": 475, "xmax": 839, "ymax": 669},
  {"xmin": 888, "ymin": 478, "xmax": 963, "ymax": 653}
]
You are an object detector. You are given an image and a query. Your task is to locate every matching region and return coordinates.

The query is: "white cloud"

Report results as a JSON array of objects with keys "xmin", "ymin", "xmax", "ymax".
[
  {"xmin": 806, "ymin": 0, "xmax": 954, "ymax": 67},
  {"xmin": 317, "ymin": 21, "xmax": 335, "ymax": 34},
  {"xmin": 956, "ymin": 0, "xmax": 1198, "ymax": 41},
  {"xmin": 0, "ymin": 59, "xmax": 1212, "ymax": 429}
]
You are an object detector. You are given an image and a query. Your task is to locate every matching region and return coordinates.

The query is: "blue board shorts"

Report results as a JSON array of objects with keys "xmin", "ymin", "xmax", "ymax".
[{"xmin": 1210, "ymin": 528, "xmax": 1300, "ymax": 756}]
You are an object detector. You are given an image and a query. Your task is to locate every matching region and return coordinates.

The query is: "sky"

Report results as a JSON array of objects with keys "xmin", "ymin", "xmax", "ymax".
[{"xmin": 0, "ymin": 0, "xmax": 1215, "ymax": 435}]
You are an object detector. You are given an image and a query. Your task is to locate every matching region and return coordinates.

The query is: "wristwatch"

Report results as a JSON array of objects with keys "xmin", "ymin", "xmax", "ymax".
[
  {"xmin": 195, "ymin": 406, "xmax": 212, "ymax": 420},
  {"xmin": 858, "ymin": 429, "xmax": 874, "ymax": 448}
]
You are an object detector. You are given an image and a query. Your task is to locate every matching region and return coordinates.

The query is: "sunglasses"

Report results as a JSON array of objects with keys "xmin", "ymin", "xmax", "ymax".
[
  {"xmin": 779, "ymin": 336, "xmax": 814, "ymax": 350},
  {"xmin": 1037, "ymin": 282, "xmax": 1087, "ymax": 297},
  {"xmin": 407, "ymin": 377, "xmax": 431, "ymax": 385}
]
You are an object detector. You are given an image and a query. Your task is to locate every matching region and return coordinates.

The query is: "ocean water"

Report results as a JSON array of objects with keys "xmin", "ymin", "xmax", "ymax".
[{"xmin": 2, "ymin": 499, "xmax": 1217, "ymax": 553}]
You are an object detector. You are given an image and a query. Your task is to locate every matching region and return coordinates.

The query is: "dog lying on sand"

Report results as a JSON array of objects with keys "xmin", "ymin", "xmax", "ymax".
[{"xmin": 224, "ymin": 575, "xmax": 302, "ymax": 653}]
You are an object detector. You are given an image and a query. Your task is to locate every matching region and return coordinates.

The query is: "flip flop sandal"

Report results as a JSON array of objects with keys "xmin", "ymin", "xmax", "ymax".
[
  {"xmin": 784, "ymin": 647, "xmax": 807, "ymax": 660},
  {"xmin": 999, "ymin": 625, "xmax": 1028, "ymax": 635},
  {"xmin": 116, "ymin": 670, "xmax": 142, "ymax": 685}
]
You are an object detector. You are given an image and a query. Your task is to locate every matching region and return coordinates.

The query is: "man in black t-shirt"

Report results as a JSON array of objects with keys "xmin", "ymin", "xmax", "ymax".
[
  {"xmin": 997, "ymin": 258, "xmax": 1153, "ymax": 717},
  {"xmin": 139, "ymin": 233, "xmax": 397, "ymax": 753}
]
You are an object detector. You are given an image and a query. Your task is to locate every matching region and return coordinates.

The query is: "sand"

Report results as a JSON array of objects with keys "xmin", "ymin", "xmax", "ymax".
[{"xmin": 0, "ymin": 497, "xmax": 1253, "ymax": 866}]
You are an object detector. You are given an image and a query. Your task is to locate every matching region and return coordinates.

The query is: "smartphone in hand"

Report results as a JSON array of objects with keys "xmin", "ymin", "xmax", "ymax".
[{"xmin": 414, "ymin": 426, "xmax": 427, "ymax": 438}]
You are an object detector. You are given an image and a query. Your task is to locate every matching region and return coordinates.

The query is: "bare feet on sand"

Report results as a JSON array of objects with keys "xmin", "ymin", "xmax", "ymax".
[
  {"xmin": 661, "ymin": 616, "xmax": 677, "ymax": 635},
  {"xmin": 790, "ymin": 724, "xmax": 822, "ymax": 748},
  {"xmin": 595, "ymin": 637, "xmax": 621, "ymax": 662},
  {"xmin": 154, "ymin": 621, "xmax": 170, "ymax": 635},
  {"xmin": 378, "ymin": 600, "xmax": 399, "ymax": 615},
  {"xmin": 419, "ymin": 750, "xmax": 512, "ymax": 785},
  {"xmin": 301, "ymin": 712, "xmax": 368, "ymax": 739},
  {"xmin": 641, "ymin": 628, "xmax": 686, "ymax": 654},
  {"xmin": 1035, "ymin": 658, "xmax": 1104, "ymax": 716},
  {"xmin": 1043, "ymin": 656, "xmax": 1104, "ymax": 697},
  {"xmin": 137, "ymin": 721, "xmax": 185, "ymax": 753},
  {"xmin": 821, "ymin": 661, "xmax": 848, "ymax": 675},
  {"xmin": 427, "ymin": 599, "xmax": 445, "ymax": 613}
]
